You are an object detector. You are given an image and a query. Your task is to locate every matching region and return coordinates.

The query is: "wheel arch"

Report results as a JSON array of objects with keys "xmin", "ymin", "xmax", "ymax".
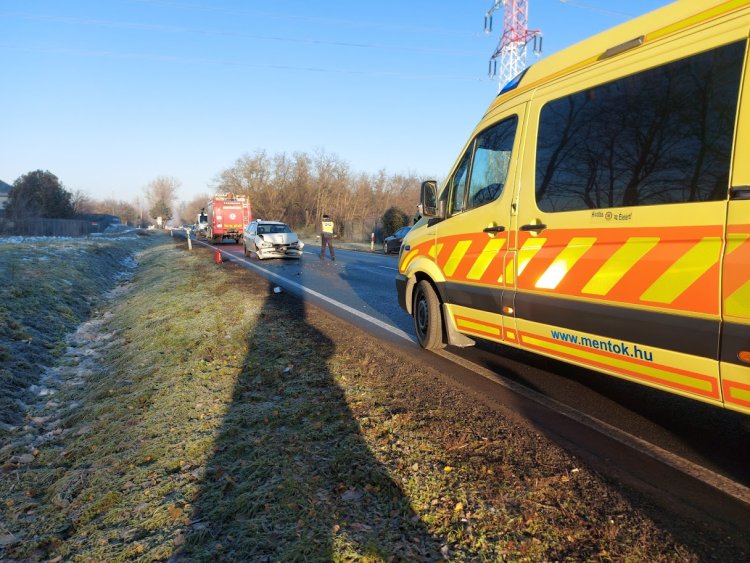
[
  {"xmin": 402, "ymin": 255, "xmax": 446, "ymax": 316},
  {"xmin": 403, "ymin": 256, "xmax": 474, "ymax": 348}
]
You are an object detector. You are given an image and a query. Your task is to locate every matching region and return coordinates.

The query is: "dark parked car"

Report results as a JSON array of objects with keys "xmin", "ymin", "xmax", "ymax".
[{"xmin": 383, "ymin": 226, "xmax": 411, "ymax": 254}]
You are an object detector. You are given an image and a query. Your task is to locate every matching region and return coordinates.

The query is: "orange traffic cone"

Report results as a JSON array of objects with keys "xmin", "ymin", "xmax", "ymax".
[{"xmin": 214, "ymin": 250, "xmax": 223, "ymax": 264}]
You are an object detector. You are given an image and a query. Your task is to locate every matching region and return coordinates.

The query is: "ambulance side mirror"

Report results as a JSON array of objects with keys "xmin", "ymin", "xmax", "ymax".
[{"xmin": 420, "ymin": 180, "xmax": 438, "ymax": 217}]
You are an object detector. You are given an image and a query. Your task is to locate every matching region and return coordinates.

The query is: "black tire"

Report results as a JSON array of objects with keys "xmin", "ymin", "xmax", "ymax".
[
  {"xmin": 413, "ymin": 280, "xmax": 444, "ymax": 349},
  {"xmin": 244, "ymin": 244, "xmax": 249, "ymax": 257},
  {"xmin": 383, "ymin": 242, "xmax": 389, "ymax": 254}
]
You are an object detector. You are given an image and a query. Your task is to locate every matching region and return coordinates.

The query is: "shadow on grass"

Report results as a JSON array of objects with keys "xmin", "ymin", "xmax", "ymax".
[
  {"xmin": 471, "ymin": 341, "xmax": 750, "ymax": 556},
  {"xmin": 178, "ymin": 280, "xmax": 442, "ymax": 560},
  {"xmin": 475, "ymin": 338, "xmax": 750, "ymax": 485}
]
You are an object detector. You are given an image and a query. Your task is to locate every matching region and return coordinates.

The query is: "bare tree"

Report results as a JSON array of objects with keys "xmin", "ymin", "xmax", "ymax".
[
  {"xmin": 84, "ymin": 198, "xmax": 139, "ymax": 224},
  {"xmin": 145, "ymin": 176, "xmax": 180, "ymax": 222},
  {"xmin": 71, "ymin": 189, "xmax": 94, "ymax": 215}
]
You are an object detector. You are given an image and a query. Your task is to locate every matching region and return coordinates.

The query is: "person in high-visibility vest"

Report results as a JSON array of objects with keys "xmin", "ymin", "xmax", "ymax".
[{"xmin": 320, "ymin": 214, "xmax": 335, "ymax": 261}]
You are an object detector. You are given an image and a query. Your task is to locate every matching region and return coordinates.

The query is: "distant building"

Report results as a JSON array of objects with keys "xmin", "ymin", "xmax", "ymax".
[{"xmin": 0, "ymin": 179, "xmax": 10, "ymax": 218}]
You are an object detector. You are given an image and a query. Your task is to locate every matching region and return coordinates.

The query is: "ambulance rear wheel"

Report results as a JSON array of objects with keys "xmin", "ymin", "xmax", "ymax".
[{"xmin": 413, "ymin": 280, "xmax": 444, "ymax": 350}]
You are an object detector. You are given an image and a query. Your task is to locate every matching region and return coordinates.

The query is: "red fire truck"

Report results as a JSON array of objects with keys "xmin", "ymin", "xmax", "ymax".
[{"xmin": 205, "ymin": 193, "xmax": 251, "ymax": 244}]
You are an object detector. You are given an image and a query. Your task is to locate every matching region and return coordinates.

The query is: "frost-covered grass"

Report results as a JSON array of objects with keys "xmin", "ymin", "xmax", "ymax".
[{"xmin": 0, "ymin": 231, "xmax": 160, "ymax": 428}]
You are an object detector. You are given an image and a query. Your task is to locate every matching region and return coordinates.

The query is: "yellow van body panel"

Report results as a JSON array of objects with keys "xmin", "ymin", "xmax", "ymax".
[{"xmin": 399, "ymin": 0, "xmax": 750, "ymax": 414}]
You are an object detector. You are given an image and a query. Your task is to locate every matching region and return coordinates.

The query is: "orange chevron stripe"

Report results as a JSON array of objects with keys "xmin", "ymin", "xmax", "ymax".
[
  {"xmin": 399, "ymin": 239, "xmax": 435, "ymax": 273},
  {"xmin": 434, "ymin": 233, "xmax": 510, "ymax": 285},
  {"xmin": 399, "ymin": 246, "xmax": 421, "ymax": 272},
  {"xmin": 670, "ymin": 259, "xmax": 721, "ymax": 312},
  {"xmin": 402, "ymin": 224, "xmax": 749, "ymax": 319},
  {"xmin": 516, "ymin": 226, "xmax": 724, "ymax": 314},
  {"xmin": 723, "ymin": 226, "xmax": 750, "ymax": 319}
]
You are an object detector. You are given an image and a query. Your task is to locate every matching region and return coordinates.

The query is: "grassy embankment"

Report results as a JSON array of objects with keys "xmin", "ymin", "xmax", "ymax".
[
  {"xmin": 0, "ymin": 233, "xmax": 157, "ymax": 429},
  {"xmin": 0, "ymin": 233, "xmax": 729, "ymax": 561}
]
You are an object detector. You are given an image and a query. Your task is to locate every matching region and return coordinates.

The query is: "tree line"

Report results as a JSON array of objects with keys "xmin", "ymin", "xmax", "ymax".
[
  {"xmin": 208, "ymin": 149, "xmax": 421, "ymax": 238},
  {"xmin": 3, "ymin": 149, "xmax": 426, "ymax": 239},
  {"xmin": 2, "ymin": 170, "xmax": 170, "ymax": 228}
]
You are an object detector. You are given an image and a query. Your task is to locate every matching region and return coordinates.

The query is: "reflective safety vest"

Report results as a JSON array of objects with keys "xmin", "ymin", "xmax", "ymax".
[{"xmin": 322, "ymin": 220, "xmax": 334, "ymax": 235}]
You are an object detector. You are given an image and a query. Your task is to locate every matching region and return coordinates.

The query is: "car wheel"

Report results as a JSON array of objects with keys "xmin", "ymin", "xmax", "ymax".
[
  {"xmin": 383, "ymin": 242, "xmax": 389, "ymax": 254},
  {"xmin": 413, "ymin": 280, "xmax": 444, "ymax": 350},
  {"xmin": 244, "ymin": 245, "xmax": 249, "ymax": 257}
]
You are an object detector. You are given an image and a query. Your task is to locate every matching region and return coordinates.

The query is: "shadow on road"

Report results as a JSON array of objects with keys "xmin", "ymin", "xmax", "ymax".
[{"xmin": 178, "ymin": 280, "xmax": 442, "ymax": 560}]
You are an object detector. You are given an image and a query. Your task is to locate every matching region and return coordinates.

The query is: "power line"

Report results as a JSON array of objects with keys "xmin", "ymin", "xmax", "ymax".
[
  {"xmin": 0, "ymin": 11, "xmax": 485, "ymax": 58},
  {"xmin": 558, "ymin": 0, "xmax": 633, "ymax": 20},
  {"xmin": 128, "ymin": 0, "xmax": 479, "ymax": 39},
  {"xmin": 0, "ymin": 42, "xmax": 491, "ymax": 82}
]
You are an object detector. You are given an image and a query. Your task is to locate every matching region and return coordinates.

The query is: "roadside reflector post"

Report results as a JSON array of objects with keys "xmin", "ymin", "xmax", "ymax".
[
  {"xmin": 215, "ymin": 250, "xmax": 222, "ymax": 264},
  {"xmin": 371, "ymin": 232, "xmax": 375, "ymax": 251},
  {"xmin": 185, "ymin": 228, "xmax": 192, "ymax": 250}
]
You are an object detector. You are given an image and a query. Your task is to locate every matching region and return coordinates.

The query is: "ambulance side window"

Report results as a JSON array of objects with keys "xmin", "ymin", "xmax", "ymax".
[
  {"xmin": 467, "ymin": 116, "xmax": 518, "ymax": 209},
  {"xmin": 448, "ymin": 150, "xmax": 472, "ymax": 216},
  {"xmin": 535, "ymin": 40, "xmax": 745, "ymax": 212}
]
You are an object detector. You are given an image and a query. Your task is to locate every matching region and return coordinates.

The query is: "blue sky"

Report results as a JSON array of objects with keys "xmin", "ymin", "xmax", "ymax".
[{"xmin": 0, "ymin": 0, "xmax": 668, "ymax": 203}]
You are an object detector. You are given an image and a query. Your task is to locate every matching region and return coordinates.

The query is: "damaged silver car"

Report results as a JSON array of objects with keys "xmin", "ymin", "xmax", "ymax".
[{"xmin": 243, "ymin": 220, "xmax": 304, "ymax": 260}]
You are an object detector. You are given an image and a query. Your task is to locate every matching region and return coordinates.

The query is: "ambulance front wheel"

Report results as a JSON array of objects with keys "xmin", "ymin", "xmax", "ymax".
[{"xmin": 413, "ymin": 280, "xmax": 444, "ymax": 350}]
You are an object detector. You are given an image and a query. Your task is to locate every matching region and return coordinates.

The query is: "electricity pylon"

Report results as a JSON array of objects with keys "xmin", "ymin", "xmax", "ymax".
[{"xmin": 484, "ymin": 0, "xmax": 542, "ymax": 90}]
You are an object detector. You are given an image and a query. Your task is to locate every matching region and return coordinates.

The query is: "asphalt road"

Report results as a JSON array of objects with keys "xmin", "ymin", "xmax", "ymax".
[
  {"xmin": 218, "ymin": 242, "xmax": 413, "ymax": 339},
  {"xmin": 202, "ymin": 237, "xmax": 750, "ymax": 497}
]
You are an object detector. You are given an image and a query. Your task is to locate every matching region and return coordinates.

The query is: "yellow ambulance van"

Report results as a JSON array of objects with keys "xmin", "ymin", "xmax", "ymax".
[{"xmin": 396, "ymin": 0, "xmax": 750, "ymax": 415}]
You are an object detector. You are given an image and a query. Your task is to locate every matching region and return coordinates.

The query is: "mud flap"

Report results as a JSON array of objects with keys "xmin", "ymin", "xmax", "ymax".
[{"xmin": 442, "ymin": 303, "xmax": 475, "ymax": 348}]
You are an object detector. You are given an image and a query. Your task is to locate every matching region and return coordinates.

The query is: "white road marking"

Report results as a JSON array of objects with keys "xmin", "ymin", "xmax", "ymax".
[{"xmin": 212, "ymin": 246, "xmax": 414, "ymax": 342}]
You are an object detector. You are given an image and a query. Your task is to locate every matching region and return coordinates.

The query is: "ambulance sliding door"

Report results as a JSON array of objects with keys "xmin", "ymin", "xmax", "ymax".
[
  {"xmin": 720, "ymin": 30, "xmax": 750, "ymax": 415},
  {"xmin": 512, "ymin": 36, "xmax": 746, "ymax": 406}
]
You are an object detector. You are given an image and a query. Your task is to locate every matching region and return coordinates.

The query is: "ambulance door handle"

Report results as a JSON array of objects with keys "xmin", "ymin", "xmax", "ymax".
[
  {"xmin": 520, "ymin": 223, "xmax": 547, "ymax": 232},
  {"xmin": 482, "ymin": 226, "xmax": 505, "ymax": 234},
  {"xmin": 730, "ymin": 186, "xmax": 750, "ymax": 200}
]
